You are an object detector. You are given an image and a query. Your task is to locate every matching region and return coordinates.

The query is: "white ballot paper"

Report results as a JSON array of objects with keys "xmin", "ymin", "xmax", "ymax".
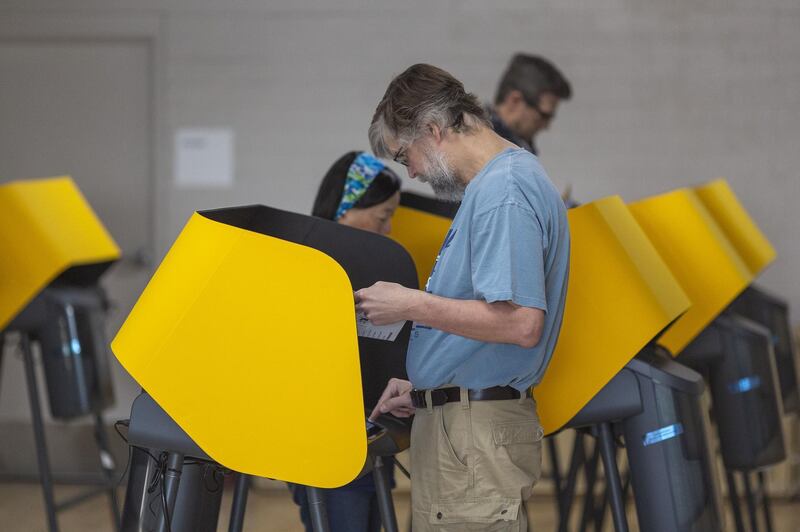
[{"xmin": 356, "ymin": 310, "xmax": 406, "ymax": 341}]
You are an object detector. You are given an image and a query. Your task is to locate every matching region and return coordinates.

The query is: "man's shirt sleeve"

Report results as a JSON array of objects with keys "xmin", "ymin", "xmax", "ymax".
[{"xmin": 470, "ymin": 200, "xmax": 548, "ymax": 311}]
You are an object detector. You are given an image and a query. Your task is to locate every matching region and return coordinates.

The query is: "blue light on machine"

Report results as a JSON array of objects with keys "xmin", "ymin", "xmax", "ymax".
[
  {"xmin": 728, "ymin": 376, "xmax": 761, "ymax": 394},
  {"xmin": 643, "ymin": 423, "xmax": 684, "ymax": 447}
]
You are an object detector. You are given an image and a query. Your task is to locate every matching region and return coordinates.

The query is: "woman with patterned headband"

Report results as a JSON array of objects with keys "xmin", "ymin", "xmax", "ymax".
[
  {"xmin": 288, "ymin": 151, "xmax": 401, "ymax": 532},
  {"xmin": 312, "ymin": 150, "xmax": 402, "ymax": 234}
]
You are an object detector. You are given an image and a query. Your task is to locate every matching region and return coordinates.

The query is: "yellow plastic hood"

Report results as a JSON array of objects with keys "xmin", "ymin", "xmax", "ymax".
[
  {"xmin": 537, "ymin": 197, "xmax": 690, "ymax": 433},
  {"xmin": 0, "ymin": 176, "xmax": 120, "ymax": 330},
  {"xmin": 111, "ymin": 212, "xmax": 366, "ymax": 487},
  {"xmin": 390, "ymin": 205, "xmax": 454, "ymax": 290},
  {"xmin": 629, "ymin": 188, "xmax": 752, "ymax": 356},
  {"xmin": 694, "ymin": 179, "xmax": 776, "ymax": 277}
]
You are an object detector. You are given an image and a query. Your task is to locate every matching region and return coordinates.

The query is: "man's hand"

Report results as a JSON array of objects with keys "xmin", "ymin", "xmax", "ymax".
[
  {"xmin": 355, "ymin": 281, "xmax": 421, "ymax": 325},
  {"xmin": 369, "ymin": 378, "xmax": 415, "ymax": 420}
]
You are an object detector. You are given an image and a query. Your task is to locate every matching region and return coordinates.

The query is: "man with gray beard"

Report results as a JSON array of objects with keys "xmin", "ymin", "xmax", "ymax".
[{"xmin": 356, "ymin": 64, "xmax": 570, "ymax": 530}]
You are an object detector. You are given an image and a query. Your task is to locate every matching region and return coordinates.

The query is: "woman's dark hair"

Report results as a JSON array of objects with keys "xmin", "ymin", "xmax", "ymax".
[{"xmin": 311, "ymin": 151, "xmax": 401, "ymax": 220}]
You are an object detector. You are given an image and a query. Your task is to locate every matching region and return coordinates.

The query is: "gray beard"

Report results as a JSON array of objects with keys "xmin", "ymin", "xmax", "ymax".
[{"xmin": 418, "ymin": 147, "xmax": 465, "ymax": 202}]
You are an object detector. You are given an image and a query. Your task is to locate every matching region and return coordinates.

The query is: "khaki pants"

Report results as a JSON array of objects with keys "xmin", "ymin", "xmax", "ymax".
[{"xmin": 410, "ymin": 389, "xmax": 544, "ymax": 531}]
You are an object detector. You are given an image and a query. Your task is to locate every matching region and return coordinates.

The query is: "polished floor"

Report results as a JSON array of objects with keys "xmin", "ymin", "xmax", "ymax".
[{"xmin": 0, "ymin": 483, "xmax": 798, "ymax": 531}]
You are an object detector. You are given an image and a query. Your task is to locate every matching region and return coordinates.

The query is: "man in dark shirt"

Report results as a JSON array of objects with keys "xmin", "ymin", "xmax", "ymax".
[{"xmin": 488, "ymin": 54, "xmax": 572, "ymax": 155}]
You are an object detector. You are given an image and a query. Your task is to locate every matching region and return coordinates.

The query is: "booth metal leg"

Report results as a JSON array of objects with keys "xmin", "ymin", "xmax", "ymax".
[
  {"xmin": 547, "ymin": 436, "xmax": 564, "ymax": 519},
  {"xmin": 558, "ymin": 431, "xmax": 587, "ymax": 532},
  {"xmin": 726, "ymin": 469, "xmax": 747, "ymax": 532},
  {"xmin": 0, "ymin": 333, "xmax": 5, "ymax": 394},
  {"xmin": 758, "ymin": 471, "xmax": 774, "ymax": 532},
  {"xmin": 373, "ymin": 456, "xmax": 399, "ymax": 532},
  {"xmin": 120, "ymin": 446, "xmax": 159, "ymax": 532},
  {"xmin": 622, "ymin": 468, "xmax": 632, "ymax": 498},
  {"xmin": 228, "ymin": 473, "xmax": 251, "ymax": 532},
  {"xmin": 306, "ymin": 486, "xmax": 330, "ymax": 532},
  {"xmin": 593, "ymin": 446, "xmax": 622, "ymax": 532},
  {"xmin": 93, "ymin": 412, "xmax": 121, "ymax": 531},
  {"xmin": 22, "ymin": 334, "xmax": 60, "ymax": 532},
  {"xmin": 743, "ymin": 472, "xmax": 760, "ymax": 532},
  {"xmin": 595, "ymin": 479, "xmax": 610, "ymax": 531},
  {"xmin": 156, "ymin": 452, "xmax": 185, "ymax": 532},
  {"xmin": 597, "ymin": 423, "xmax": 628, "ymax": 532},
  {"xmin": 579, "ymin": 440, "xmax": 601, "ymax": 532}
]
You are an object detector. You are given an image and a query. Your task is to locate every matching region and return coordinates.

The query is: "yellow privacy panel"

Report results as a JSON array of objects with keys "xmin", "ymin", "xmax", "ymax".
[
  {"xmin": 629, "ymin": 189, "xmax": 752, "ymax": 356},
  {"xmin": 390, "ymin": 205, "xmax": 452, "ymax": 290},
  {"xmin": 536, "ymin": 197, "xmax": 690, "ymax": 434},
  {"xmin": 0, "ymin": 176, "xmax": 120, "ymax": 329},
  {"xmin": 112, "ymin": 213, "xmax": 366, "ymax": 487},
  {"xmin": 694, "ymin": 179, "xmax": 776, "ymax": 276}
]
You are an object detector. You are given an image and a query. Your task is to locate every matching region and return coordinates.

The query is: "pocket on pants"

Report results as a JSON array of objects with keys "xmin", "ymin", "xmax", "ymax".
[
  {"xmin": 429, "ymin": 498, "xmax": 521, "ymax": 531},
  {"xmin": 437, "ymin": 407, "xmax": 471, "ymax": 500},
  {"xmin": 491, "ymin": 419, "xmax": 544, "ymax": 485}
]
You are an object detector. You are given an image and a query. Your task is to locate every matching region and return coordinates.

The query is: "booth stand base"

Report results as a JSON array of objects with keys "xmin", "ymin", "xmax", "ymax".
[
  {"xmin": 120, "ymin": 393, "xmax": 402, "ymax": 532},
  {"xmin": 16, "ymin": 333, "xmax": 121, "ymax": 532},
  {"xmin": 724, "ymin": 469, "xmax": 776, "ymax": 532},
  {"xmin": 119, "ymin": 446, "xmax": 224, "ymax": 532},
  {"xmin": 552, "ymin": 348, "xmax": 723, "ymax": 532},
  {"xmin": 681, "ymin": 315, "xmax": 786, "ymax": 532}
]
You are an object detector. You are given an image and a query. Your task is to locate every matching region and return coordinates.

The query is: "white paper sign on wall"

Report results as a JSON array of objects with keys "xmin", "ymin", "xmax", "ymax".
[{"xmin": 174, "ymin": 128, "xmax": 235, "ymax": 188}]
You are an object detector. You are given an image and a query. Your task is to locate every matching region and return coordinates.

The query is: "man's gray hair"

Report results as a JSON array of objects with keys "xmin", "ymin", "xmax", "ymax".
[{"xmin": 369, "ymin": 64, "xmax": 490, "ymax": 159}]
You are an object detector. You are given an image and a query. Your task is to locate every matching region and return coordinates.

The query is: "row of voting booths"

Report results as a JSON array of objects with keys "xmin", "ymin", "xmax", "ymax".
[
  {"xmin": 393, "ymin": 180, "xmax": 797, "ymax": 532},
  {"xmin": 1, "ymin": 175, "xmax": 797, "ymax": 532}
]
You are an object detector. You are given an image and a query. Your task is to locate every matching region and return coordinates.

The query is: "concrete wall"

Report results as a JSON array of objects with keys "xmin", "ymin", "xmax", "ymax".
[{"xmin": 0, "ymin": 0, "xmax": 798, "ymax": 457}]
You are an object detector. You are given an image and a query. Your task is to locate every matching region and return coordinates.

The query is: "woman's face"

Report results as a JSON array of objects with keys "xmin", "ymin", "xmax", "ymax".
[{"xmin": 338, "ymin": 190, "xmax": 401, "ymax": 236}]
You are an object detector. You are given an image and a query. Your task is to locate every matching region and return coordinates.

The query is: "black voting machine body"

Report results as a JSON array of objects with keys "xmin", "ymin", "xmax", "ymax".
[
  {"xmin": 1, "ymin": 263, "xmax": 122, "ymax": 532},
  {"xmin": 730, "ymin": 286, "xmax": 800, "ymax": 415},
  {"xmin": 680, "ymin": 309, "xmax": 790, "ymax": 532},
  {"xmin": 118, "ymin": 205, "xmax": 417, "ymax": 532},
  {"xmin": 565, "ymin": 347, "xmax": 722, "ymax": 532}
]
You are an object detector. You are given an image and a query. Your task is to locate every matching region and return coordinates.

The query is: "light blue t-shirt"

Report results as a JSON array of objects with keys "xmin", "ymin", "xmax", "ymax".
[{"xmin": 406, "ymin": 148, "xmax": 570, "ymax": 392}]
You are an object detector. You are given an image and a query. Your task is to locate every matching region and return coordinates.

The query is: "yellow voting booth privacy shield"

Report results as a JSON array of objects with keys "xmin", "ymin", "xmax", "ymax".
[
  {"xmin": 0, "ymin": 176, "xmax": 120, "ymax": 330},
  {"xmin": 390, "ymin": 205, "xmax": 453, "ymax": 290},
  {"xmin": 390, "ymin": 195, "xmax": 690, "ymax": 434},
  {"xmin": 111, "ymin": 212, "xmax": 367, "ymax": 487},
  {"xmin": 629, "ymin": 188, "xmax": 753, "ymax": 356},
  {"xmin": 694, "ymin": 178, "xmax": 776, "ymax": 276},
  {"xmin": 536, "ymin": 197, "xmax": 690, "ymax": 433}
]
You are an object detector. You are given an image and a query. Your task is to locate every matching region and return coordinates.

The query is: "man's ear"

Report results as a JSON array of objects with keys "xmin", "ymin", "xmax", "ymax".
[{"xmin": 428, "ymin": 123, "xmax": 443, "ymax": 144}]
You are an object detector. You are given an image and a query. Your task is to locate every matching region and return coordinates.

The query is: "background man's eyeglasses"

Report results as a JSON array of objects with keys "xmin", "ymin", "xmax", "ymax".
[{"xmin": 524, "ymin": 96, "xmax": 556, "ymax": 122}]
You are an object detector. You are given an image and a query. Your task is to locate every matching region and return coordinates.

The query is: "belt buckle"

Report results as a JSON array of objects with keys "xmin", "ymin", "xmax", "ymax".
[{"xmin": 410, "ymin": 389, "xmax": 426, "ymax": 408}]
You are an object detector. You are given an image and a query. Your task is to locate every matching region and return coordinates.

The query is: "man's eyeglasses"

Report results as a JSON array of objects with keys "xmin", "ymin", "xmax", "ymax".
[
  {"xmin": 524, "ymin": 96, "xmax": 556, "ymax": 122},
  {"xmin": 392, "ymin": 145, "xmax": 409, "ymax": 167},
  {"xmin": 391, "ymin": 115, "xmax": 462, "ymax": 167}
]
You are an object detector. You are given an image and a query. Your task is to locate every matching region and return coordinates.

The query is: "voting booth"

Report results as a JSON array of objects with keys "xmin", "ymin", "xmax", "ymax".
[
  {"xmin": 0, "ymin": 177, "xmax": 122, "ymax": 532},
  {"xmin": 392, "ymin": 192, "xmax": 723, "ymax": 532},
  {"xmin": 630, "ymin": 185, "xmax": 786, "ymax": 532},
  {"xmin": 730, "ymin": 287, "xmax": 799, "ymax": 414},
  {"xmin": 112, "ymin": 205, "xmax": 417, "ymax": 532},
  {"xmin": 629, "ymin": 187, "xmax": 786, "ymax": 469},
  {"xmin": 694, "ymin": 179, "xmax": 799, "ymax": 415},
  {"xmin": 570, "ymin": 348, "xmax": 723, "ymax": 532}
]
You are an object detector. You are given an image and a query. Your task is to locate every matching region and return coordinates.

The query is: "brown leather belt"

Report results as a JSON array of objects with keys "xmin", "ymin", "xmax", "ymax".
[{"xmin": 410, "ymin": 386, "xmax": 531, "ymax": 408}]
